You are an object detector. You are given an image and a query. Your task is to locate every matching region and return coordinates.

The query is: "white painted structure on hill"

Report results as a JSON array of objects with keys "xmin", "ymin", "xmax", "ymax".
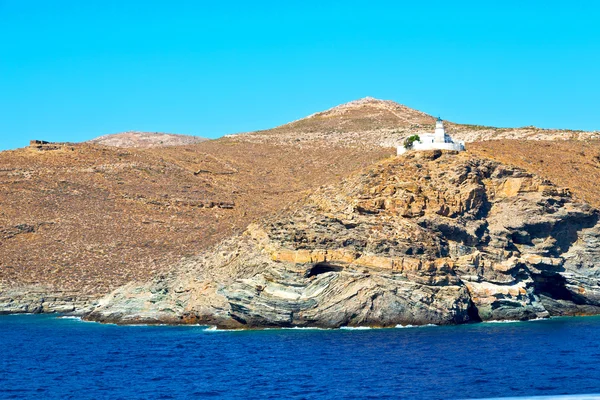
[{"xmin": 397, "ymin": 118, "xmax": 465, "ymax": 155}]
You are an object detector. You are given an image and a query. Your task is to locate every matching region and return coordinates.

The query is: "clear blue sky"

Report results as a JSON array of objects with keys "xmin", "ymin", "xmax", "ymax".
[{"xmin": 1, "ymin": 0, "xmax": 599, "ymax": 150}]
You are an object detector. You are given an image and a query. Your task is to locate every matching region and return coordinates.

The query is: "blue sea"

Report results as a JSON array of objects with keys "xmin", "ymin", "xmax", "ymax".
[{"xmin": 2, "ymin": 315, "xmax": 600, "ymax": 399}]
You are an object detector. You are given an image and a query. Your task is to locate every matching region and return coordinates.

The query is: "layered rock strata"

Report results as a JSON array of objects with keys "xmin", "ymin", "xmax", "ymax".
[
  {"xmin": 0, "ymin": 285, "xmax": 95, "ymax": 315},
  {"xmin": 86, "ymin": 151, "xmax": 600, "ymax": 328}
]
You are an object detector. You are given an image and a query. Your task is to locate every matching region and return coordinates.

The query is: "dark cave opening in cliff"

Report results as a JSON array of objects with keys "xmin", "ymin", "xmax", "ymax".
[
  {"xmin": 306, "ymin": 263, "xmax": 344, "ymax": 278},
  {"xmin": 532, "ymin": 273, "xmax": 578, "ymax": 302},
  {"xmin": 467, "ymin": 300, "xmax": 483, "ymax": 323}
]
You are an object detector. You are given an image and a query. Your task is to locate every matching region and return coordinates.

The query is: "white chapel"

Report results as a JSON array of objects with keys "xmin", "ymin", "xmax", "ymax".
[{"xmin": 397, "ymin": 117, "xmax": 465, "ymax": 155}]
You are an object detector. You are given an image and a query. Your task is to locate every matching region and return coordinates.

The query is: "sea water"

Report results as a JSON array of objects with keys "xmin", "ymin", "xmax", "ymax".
[{"xmin": 1, "ymin": 315, "xmax": 600, "ymax": 399}]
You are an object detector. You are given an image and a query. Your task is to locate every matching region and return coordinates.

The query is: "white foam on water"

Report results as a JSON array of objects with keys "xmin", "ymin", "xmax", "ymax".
[
  {"xmin": 204, "ymin": 326, "xmax": 220, "ymax": 332},
  {"xmin": 204, "ymin": 326, "xmax": 331, "ymax": 332},
  {"xmin": 55, "ymin": 315, "xmax": 121, "ymax": 325},
  {"xmin": 4, "ymin": 313, "xmax": 40, "ymax": 316},
  {"xmin": 484, "ymin": 320, "xmax": 522, "ymax": 324},
  {"xmin": 484, "ymin": 317, "xmax": 547, "ymax": 324},
  {"xmin": 280, "ymin": 327, "xmax": 330, "ymax": 331},
  {"xmin": 395, "ymin": 323, "xmax": 437, "ymax": 328},
  {"xmin": 339, "ymin": 326, "xmax": 372, "ymax": 330},
  {"xmin": 205, "ymin": 325, "xmax": 382, "ymax": 332},
  {"xmin": 203, "ymin": 326, "xmax": 246, "ymax": 332},
  {"xmin": 205, "ymin": 324, "xmax": 443, "ymax": 331}
]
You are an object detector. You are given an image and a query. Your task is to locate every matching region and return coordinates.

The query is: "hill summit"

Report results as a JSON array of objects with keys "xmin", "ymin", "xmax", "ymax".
[
  {"xmin": 88, "ymin": 131, "xmax": 207, "ymax": 148},
  {"xmin": 294, "ymin": 96, "xmax": 434, "ymax": 128},
  {"xmin": 241, "ymin": 97, "xmax": 598, "ymax": 147},
  {"xmin": 241, "ymin": 97, "xmax": 434, "ymax": 147}
]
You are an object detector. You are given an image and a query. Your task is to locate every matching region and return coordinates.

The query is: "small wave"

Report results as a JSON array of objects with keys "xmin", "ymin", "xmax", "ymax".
[
  {"xmin": 206, "ymin": 324, "xmax": 440, "ymax": 331},
  {"xmin": 203, "ymin": 324, "xmax": 446, "ymax": 332},
  {"xmin": 204, "ymin": 326, "xmax": 329, "ymax": 332},
  {"xmin": 484, "ymin": 320, "xmax": 521, "ymax": 324},
  {"xmin": 484, "ymin": 317, "xmax": 547, "ymax": 324},
  {"xmin": 395, "ymin": 324, "xmax": 437, "ymax": 328},
  {"xmin": 203, "ymin": 326, "xmax": 246, "ymax": 332},
  {"xmin": 206, "ymin": 325, "xmax": 379, "ymax": 332},
  {"xmin": 4, "ymin": 313, "xmax": 39, "ymax": 316},
  {"xmin": 280, "ymin": 327, "xmax": 330, "ymax": 331},
  {"xmin": 58, "ymin": 316, "xmax": 82, "ymax": 320},
  {"xmin": 340, "ymin": 326, "xmax": 372, "ymax": 330}
]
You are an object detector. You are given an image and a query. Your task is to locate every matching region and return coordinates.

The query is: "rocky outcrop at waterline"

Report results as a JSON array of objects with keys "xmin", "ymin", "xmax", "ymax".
[
  {"xmin": 86, "ymin": 150, "xmax": 600, "ymax": 328},
  {"xmin": 0, "ymin": 285, "xmax": 96, "ymax": 315}
]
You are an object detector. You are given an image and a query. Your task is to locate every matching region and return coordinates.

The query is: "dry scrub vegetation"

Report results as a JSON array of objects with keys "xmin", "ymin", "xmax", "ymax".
[
  {"xmin": 0, "ymin": 139, "xmax": 391, "ymax": 295},
  {"xmin": 242, "ymin": 97, "xmax": 598, "ymax": 147},
  {"xmin": 2, "ymin": 97, "xmax": 599, "ymax": 298},
  {"xmin": 470, "ymin": 140, "xmax": 600, "ymax": 208}
]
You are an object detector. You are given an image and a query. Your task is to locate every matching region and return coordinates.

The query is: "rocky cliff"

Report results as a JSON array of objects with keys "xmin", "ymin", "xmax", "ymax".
[
  {"xmin": 0, "ymin": 285, "xmax": 95, "ymax": 315},
  {"xmin": 86, "ymin": 150, "xmax": 600, "ymax": 328},
  {"xmin": 4, "ymin": 98, "xmax": 600, "ymax": 322}
]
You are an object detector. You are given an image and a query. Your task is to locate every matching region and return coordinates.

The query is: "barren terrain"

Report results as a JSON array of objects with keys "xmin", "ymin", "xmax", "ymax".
[
  {"xmin": 88, "ymin": 131, "xmax": 208, "ymax": 148},
  {"xmin": 89, "ymin": 149, "xmax": 600, "ymax": 327},
  {"xmin": 470, "ymin": 140, "xmax": 600, "ymax": 208},
  {"xmin": 240, "ymin": 97, "xmax": 598, "ymax": 147},
  {"xmin": 0, "ymin": 139, "xmax": 390, "ymax": 295},
  {"xmin": 2, "ymin": 97, "xmax": 599, "ymax": 311}
]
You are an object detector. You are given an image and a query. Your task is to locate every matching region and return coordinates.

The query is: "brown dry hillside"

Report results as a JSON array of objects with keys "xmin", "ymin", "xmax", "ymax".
[
  {"xmin": 470, "ymin": 139, "xmax": 600, "ymax": 208},
  {"xmin": 2, "ymin": 97, "xmax": 600, "ymax": 301},
  {"xmin": 0, "ymin": 138, "xmax": 391, "ymax": 295}
]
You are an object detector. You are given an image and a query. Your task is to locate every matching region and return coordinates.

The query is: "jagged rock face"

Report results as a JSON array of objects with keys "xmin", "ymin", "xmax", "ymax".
[
  {"xmin": 87, "ymin": 151, "xmax": 600, "ymax": 328},
  {"xmin": 0, "ymin": 285, "xmax": 96, "ymax": 315}
]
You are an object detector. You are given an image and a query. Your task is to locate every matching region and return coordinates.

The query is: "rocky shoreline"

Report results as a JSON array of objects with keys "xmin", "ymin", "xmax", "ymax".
[
  {"xmin": 52, "ymin": 151, "xmax": 597, "ymax": 328},
  {"xmin": 0, "ymin": 285, "xmax": 97, "ymax": 316},
  {"xmin": 4, "ymin": 151, "xmax": 600, "ymax": 329}
]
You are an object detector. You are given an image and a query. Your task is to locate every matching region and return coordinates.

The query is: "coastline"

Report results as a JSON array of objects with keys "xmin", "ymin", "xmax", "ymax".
[
  {"xmin": 4, "ymin": 282, "xmax": 600, "ymax": 330},
  {"xmin": 0, "ymin": 285, "xmax": 96, "ymax": 316},
  {"xmin": 4, "ymin": 311, "xmax": 600, "ymax": 332}
]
